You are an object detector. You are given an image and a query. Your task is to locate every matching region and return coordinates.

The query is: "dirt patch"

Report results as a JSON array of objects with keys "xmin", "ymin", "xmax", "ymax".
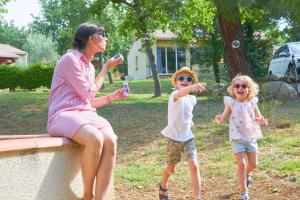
[{"xmin": 114, "ymin": 175, "xmax": 300, "ymax": 200}]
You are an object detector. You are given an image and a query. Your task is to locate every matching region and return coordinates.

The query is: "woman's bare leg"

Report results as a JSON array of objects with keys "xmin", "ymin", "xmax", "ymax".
[
  {"xmin": 72, "ymin": 124, "xmax": 104, "ymax": 200},
  {"xmin": 94, "ymin": 127, "xmax": 117, "ymax": 200}
]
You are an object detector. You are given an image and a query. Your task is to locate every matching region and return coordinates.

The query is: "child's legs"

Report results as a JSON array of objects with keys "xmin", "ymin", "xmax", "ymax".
[
  {"xmin": 232, "ymin": 139, "xmax": 258, "ymax": 193},
  {"xmin": 245, "ymin": 140, "xmax": 258, "ymax": 175},
  {"xmin": 161, "ymin": 139, "xmax": 182, "ymax": 189},
  {"xmin": 161, "ymin": 164, "xmax": 175, "ymax": 189},
  {"xmin": 188, "ymin": 158, "xmax": 201, "ymax": 200},
  {"xmin": 185, "ymin": 139, "xmax": 201, "ymax": 199},
  {"xmin": 234, "ymin": 153, "xmax": 248, "ymax": 192},
  {"xmin": 232, "ymin": 140, "xmax": 248, "ymax": 193},
  {"xmin": 246, "ymin": 152, "xmax": 257, "ymax": 175}
]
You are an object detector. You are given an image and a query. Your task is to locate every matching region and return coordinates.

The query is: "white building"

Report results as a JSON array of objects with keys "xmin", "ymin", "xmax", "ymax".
[
  {"xmin": 127, "ymin": 30, "xmax": 192, "ymax": 80},
  {"xmin": 0, "ymin": 44, "xmax": 28, "ymax": 66}
]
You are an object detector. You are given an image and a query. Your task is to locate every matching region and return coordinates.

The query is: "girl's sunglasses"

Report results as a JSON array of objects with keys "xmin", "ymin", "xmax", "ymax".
[
  {"xmin": 178, "ymin": 76, "xmax": 193, "ymax": 82},
  {"xmin": 233, "ymin": 83, "xmax": 248, "ymax": 89}
]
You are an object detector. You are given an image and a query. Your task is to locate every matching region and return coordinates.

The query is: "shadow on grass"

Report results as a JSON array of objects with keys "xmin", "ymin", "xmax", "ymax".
[
  {"xmin": 3, "ymin": 92, "xmax": 298, "ymax": 159},
  {"xmin": 99, "ymin": 96, "xmax": 228, "ymax": 157},
  {"xmin": 0, "ymin": 92, "xmax": 48, "ymax": 135},
  {"xmin": 0, "ymin": 92, "xmax": 229, "ymax": 156}
]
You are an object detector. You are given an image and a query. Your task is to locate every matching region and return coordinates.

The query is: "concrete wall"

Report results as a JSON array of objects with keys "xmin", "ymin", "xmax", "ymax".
[{"xmin": 0, "ymin": 135, "xmax": 114, "ymax": 200}]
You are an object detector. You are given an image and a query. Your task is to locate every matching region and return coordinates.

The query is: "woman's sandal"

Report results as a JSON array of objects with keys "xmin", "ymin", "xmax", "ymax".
[{"xmin": 159, "ymin": 184, "xmax": 168, "ymax": 200}]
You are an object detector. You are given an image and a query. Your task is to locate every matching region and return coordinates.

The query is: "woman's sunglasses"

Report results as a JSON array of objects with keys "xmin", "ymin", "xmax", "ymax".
[
  {"xmin": 93, "ymin": 31, "xmax": 106, "ymax": 37},
  {"xmin": 177, "ymin": 76, "xmax": 193, "ymax": 82},
  {"xmin": 233, "ymin": 83, "xmax": 248, "ymax": 89}
]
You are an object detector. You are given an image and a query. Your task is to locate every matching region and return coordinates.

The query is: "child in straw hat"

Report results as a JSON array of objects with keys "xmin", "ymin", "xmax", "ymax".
[{"xmin": 159, "ymin": 67, "xmax": 206, "ymax": 200}]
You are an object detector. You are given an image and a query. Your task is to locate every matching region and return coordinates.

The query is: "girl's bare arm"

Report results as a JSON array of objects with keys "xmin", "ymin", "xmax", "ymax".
[
  {"xmin": 254, "ymin": 107, "xmax": 268, "ymax": 125},
  {"xmin": 215, "ymin": 104, "xmax": 231, "ymax": 124}
]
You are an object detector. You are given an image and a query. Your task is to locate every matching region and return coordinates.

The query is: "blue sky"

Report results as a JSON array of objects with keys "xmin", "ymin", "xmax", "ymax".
[{"xmin": 3, "ymin": 0, "xmax": 41, "ymax": 28}]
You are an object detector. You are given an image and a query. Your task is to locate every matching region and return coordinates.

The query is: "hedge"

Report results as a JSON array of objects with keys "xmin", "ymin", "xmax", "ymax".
[{"xmin": 0, "ymin": 63, "xmax": 54, "ymax": 90}]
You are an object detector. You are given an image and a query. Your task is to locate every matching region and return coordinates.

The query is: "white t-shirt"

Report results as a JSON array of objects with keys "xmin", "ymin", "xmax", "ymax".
[
  {"xmin": 224, "ymin": 96, "xmax": 262, "ymax": 141},
  {"xmin": 161, "ymin": 90, "xmax": 197, "ymax": 142}
]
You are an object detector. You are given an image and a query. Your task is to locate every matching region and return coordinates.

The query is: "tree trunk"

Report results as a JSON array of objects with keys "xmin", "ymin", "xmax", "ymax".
[
  {"xmin": 114, "ymin": 0, "xmax": 162, "ymax": 97},
  {"xmin": 215, "ymin": 0, "xmax": 252, "ymax": 79},
  {"xmin": 108, "ymin": 71, "xmax": 113, "ymax": 84},
  {"xmin": 145, "ymin": 39, "xmax": 161, "ymax": 97},
  {"xmin": 212, "ymin": 61, "xmax": 220, "ymax": 83},
  {"xmin": 211, "ymin": 33, "xmax": 221, "ymax": 83}
]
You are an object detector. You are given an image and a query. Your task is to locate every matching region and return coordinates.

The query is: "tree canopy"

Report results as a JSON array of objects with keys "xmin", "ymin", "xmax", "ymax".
[
  {"xmin": 0, "ymin": 19, "xmax": 27, "ymax": 49},
  {"xmin": 1, "ymin": 0, "xmax": 300, "ymax": 87}
]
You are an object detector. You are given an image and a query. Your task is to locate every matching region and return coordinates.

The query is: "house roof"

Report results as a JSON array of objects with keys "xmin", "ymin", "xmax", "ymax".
[
  {"xmin": 0, "ymin": 44, "xmax": 27, "ymax": 59},
  {"xmin": 155, "ymin": 30, "xmax": 176, "ymax": 40}
]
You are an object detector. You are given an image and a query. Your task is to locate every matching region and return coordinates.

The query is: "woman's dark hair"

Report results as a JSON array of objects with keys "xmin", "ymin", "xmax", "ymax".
[{"xmin": 72, "ymin": 23, "xmax": 105, "ymax": 50}]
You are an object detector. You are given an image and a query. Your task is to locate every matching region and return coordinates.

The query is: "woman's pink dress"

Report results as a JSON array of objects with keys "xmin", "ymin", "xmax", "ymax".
[{"xmin": 47, "ymin": 49, "xmax": 112, "ymax": 138}]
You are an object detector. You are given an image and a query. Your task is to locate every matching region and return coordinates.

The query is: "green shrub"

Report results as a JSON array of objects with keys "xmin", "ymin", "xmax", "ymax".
[
  {"xmin": 0, "ymin": 64, "xmax": 23, "ymax": 90},
  {"xmin": 100, "ymin": 79, "xmax": 174, "ymax": 94},
  {"xmin": 0, "ymin": 63, "xmax": 54, "ymax": 90},
  {"xmin": 21, "ymin": 63, "xmax": 54, "ymax": 90}
]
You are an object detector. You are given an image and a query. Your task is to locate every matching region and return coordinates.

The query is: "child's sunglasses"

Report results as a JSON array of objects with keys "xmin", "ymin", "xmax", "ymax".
[
  {"xmin": 233, "ymin": 83, "xmax": 248, "ymax": 89},
  {"xmin": 177, "ymin": 76, "xmax": 193, "ymax": 82}
]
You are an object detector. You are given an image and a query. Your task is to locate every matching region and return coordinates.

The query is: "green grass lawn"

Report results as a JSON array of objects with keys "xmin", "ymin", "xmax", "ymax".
[
  {"xmin": 0, "ymin": 79, "xmax": 299, "ymax": 199},
  {"xmin": 101, "ymin": 79, "xmax": 174, "ymax": 94}
]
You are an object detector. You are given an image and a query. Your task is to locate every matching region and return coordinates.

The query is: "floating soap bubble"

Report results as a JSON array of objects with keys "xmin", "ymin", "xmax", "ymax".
[
  {"xmin": 232, "ymin": 40, "xmax": 240, "ymax": 48},
  {"xmin": 114, "ymin": 53, "xmax": 122, "ymax": 59},
  {"xmin": 189, "ymin": 40, "xmax": 197, "ymax": 48},
  {"xmin": 194, "ymin": 28, "xmax": 204, "ymax": 39}
]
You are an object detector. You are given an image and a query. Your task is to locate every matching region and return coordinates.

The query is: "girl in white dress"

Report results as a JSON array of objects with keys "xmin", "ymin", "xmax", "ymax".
[{"xmin": 215, "ymin": 74, "xmax": 268, "ymax": 200}]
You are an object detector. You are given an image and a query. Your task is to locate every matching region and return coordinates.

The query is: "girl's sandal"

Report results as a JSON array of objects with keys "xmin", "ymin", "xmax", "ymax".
[{"xmin": 159, "ymin": 184, "xmax": 168, "ymax": 200}]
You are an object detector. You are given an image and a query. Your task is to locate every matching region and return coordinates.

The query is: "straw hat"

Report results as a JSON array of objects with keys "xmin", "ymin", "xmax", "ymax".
[{"xmin": 171, "ymin": 67, "xmax": 198, "ymax": 87}]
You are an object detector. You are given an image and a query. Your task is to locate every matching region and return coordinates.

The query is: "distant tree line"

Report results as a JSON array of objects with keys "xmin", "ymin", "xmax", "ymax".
[{"xmin": 1, "ymin": 0, "xmax": 300, "ymax": 96}]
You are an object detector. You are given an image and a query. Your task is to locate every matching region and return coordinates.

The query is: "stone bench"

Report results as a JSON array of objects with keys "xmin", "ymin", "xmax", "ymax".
[{"xmin": 0, "ymin": 134, "xmax": 114, "ymax": 200}]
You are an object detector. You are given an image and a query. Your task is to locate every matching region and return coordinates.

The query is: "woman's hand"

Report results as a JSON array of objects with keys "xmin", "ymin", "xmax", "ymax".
[
  {"xmin": 96, "ymin": 55, "xmax": 124, "ymax": 91},
  {"xmin": 106, "ymin": 54, "xmax": 124, "ymax": 70},
  {"xmin": 108, "ymin": 87, "xmax": 129, "ymax": 102}
]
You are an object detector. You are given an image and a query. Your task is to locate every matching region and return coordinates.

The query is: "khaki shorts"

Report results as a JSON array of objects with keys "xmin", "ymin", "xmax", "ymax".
[{"xmin": 166, "ymin": 138, "xmax": 198, "ymax": 165}]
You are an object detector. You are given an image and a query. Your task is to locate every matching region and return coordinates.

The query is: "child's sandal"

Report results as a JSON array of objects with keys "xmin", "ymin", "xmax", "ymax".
[
  {"xmin": 246, "ymin": 175, "xmax": 253, "ymax": 188},
  {"xmin": 159, "ymin": 184, "xmax": 168, "ymax": 200}
]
